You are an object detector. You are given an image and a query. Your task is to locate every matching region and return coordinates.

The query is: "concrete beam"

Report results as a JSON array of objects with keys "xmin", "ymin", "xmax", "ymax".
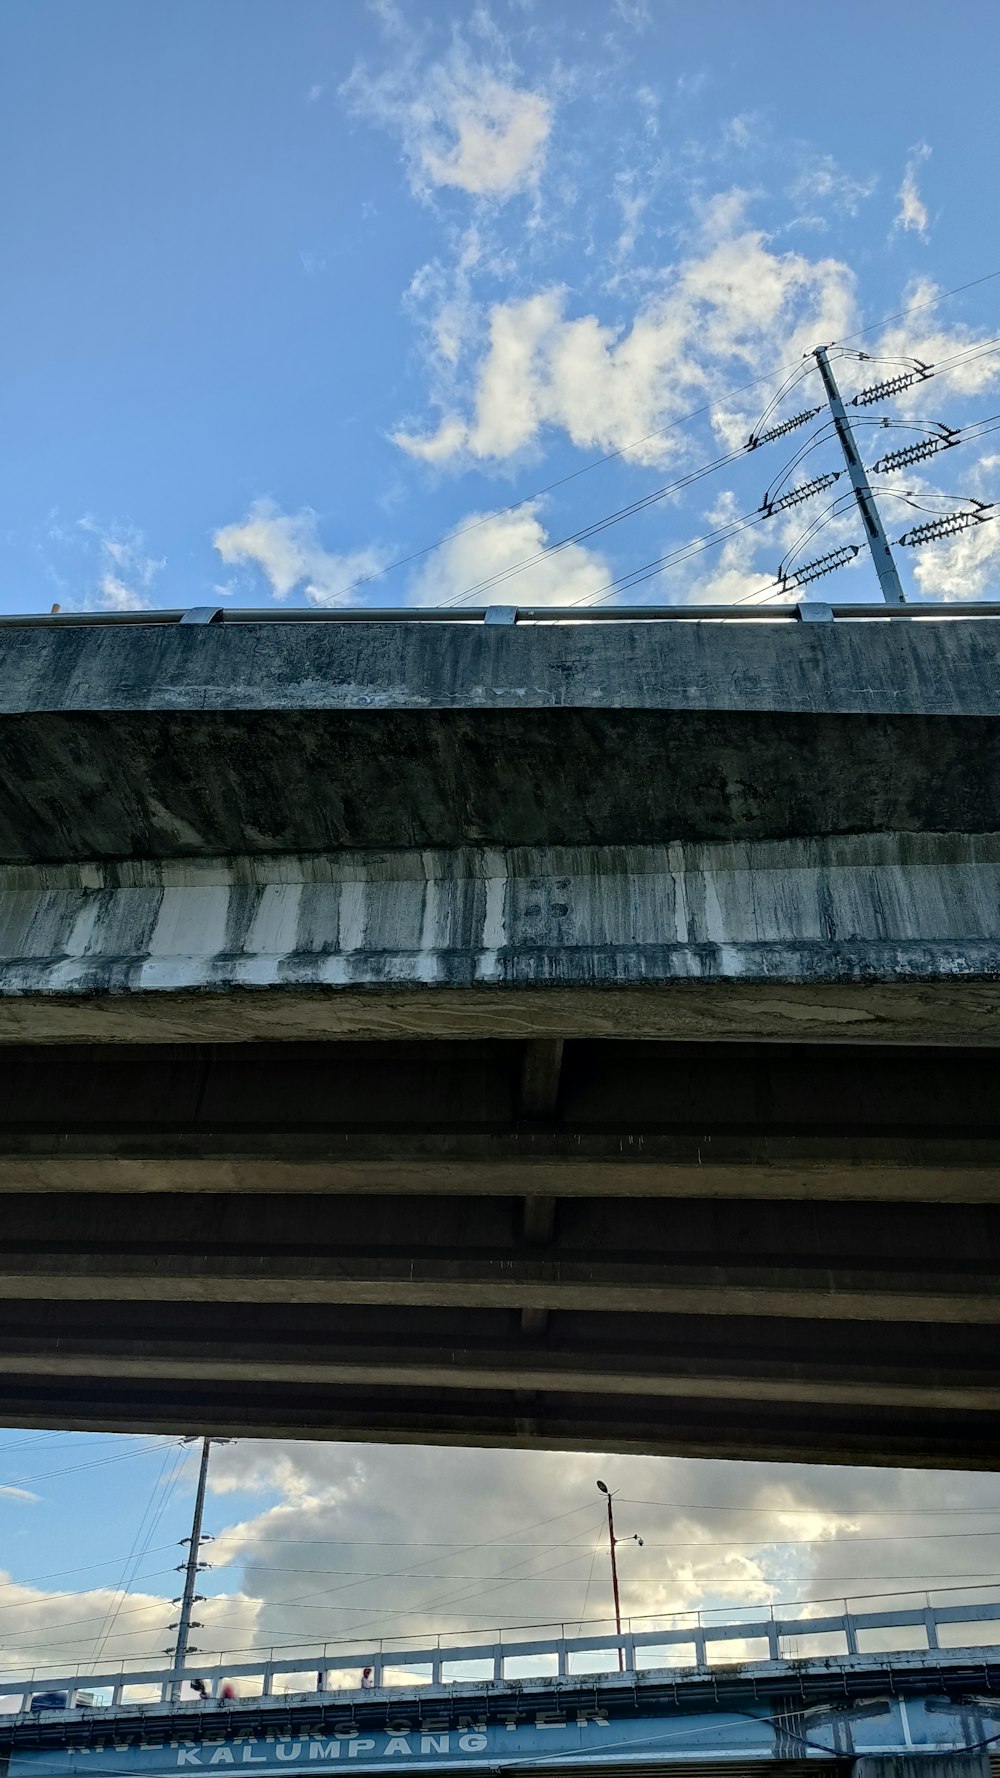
[
  {"xmin": 0, "ymin": 1038, "xmax": 999, "ymax": 1198},
  {"xmin": 0, "ymin": 1381, "xmax": 994, "ymax": 1467},
  {"xmin": 4, "ymin": 1131, "xmax": 1000, "ymax": 1198},
  {"xmin": 2, "ymin": 838, "xmax": 1000, "ymax": 1040},
  {"xmin": 0, "ymin": 619, "xmax": 999, "ymax": 863},
  {"xmin": 0, "ymin": 1253, "xmax": 993, "ymax": 1319},
  {"xmin": 1, "ymin": 1339, "xmax": 998, "ymax": 1411},
  {"xmin": 0, "ymin": 1191, "xmax": 997, "ymax": 1320}
]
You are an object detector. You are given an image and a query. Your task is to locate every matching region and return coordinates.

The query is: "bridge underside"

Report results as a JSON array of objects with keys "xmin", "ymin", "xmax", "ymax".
[
  {"xmin": 3, "ymin": 615, "xmax": 1000, "ymax": 1464},
  {"xmin": 1, "ymin": 1034, "xmax": 999, "ymax": 1466}
]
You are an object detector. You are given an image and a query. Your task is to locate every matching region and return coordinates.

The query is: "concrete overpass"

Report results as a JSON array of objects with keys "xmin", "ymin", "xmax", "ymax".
[
  {"xmin": 4, "ymin": 1599, "xmax": 1000, "ymax": 1778},
  {"xmin": 1, "ymin": 604, "xmax": 1000, "ymax": 1464}
]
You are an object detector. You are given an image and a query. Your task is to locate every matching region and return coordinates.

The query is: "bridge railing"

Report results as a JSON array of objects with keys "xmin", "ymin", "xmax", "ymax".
[
  {"xmin": 2, "ymin": 1597, "xmax": 1000, "ymax": 1714},
  {"xmin": 3, "ymin": 600, "xmax": 1000, "ymax": 629}
]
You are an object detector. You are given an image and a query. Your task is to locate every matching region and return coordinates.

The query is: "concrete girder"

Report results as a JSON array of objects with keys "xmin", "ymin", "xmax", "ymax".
[
  {"xmin": 0, "ymin": 618, "xmax": 999, "ymax": 1462},
  {"xmin": 0, "ymin": 1380, "xmax": 995, "ymax": 1467}
]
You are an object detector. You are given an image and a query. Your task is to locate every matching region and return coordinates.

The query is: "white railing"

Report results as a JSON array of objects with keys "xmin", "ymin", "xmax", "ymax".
[{"xmin": 3, "ymin": 1597, "xmax": 1000, "ymax": 1713}]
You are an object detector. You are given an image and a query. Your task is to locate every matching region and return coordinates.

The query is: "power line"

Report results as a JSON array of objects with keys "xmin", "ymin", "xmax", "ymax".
[
  {"xmin": 294, "ymin": 269, "xmax": 1000, "ymax": 607},
  {"xmin": 569, "ymin": 344, "xmax": 1000, "ymax": 609},
  {"xmin": 436, "ymin": 339, "xmax": 1000, "ymax": 611},
  {"xmin": 91, "ymin": 1443, "xmax": 187, "ymax": 1666},
  {"xmin": 5, "ymin": 1577, "xmax": 1000, "ymax": 1674},
  {"xmin": 0, "ymin": 1439, "xmax": 179, "ymax": 1490}
]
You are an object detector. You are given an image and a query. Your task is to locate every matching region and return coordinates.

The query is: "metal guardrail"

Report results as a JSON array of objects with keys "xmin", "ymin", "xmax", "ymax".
[
  {"xmin": 1, "ymin": 600, "xmax": 1000, "ymax": 628},
  {"xmin": 3, "ymin": 1599, "xmax": 1000, "ymax": 1710}
]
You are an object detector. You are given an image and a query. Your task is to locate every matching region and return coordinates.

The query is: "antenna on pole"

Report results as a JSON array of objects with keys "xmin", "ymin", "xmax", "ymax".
[{"xmin": 812, "ymin": 346, "xmax": 906, "ymax": 605}]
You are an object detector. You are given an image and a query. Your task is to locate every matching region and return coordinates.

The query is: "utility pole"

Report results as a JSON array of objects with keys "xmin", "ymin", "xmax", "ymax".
[
  {"xmin": 596, "ymin": 1479, "xmax": 624, "ymax": 1672},
  {"xmin": 170, "ymin": 1438, "xmax": 212, "ymax": 1698},
  {"xmin": 813, "ymin": 346, "xmax": 906, "ymax": 605}
]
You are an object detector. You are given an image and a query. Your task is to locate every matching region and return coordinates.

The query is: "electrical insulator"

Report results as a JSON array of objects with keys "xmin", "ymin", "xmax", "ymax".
[
  {"xmin": 869, "ymin": 431, "xmax": 958, "ymax": 474},
  {"xmin": 782, "ymin": 544, "xmax": 861, "ymax": 587},
  {"xmin": 762, "ymin": 471, "xmax": 841, "ymax": 515},
  {"xmin": 850, "ymin": 362, "xmax": 933, "ymax": 407},
  {"xmin": 897, "ymin": 506, "xmax": 995, "ymax": 548},
  {"xmin": 747, "ymin": 407, "xmax": 822, "ymax": 449}
]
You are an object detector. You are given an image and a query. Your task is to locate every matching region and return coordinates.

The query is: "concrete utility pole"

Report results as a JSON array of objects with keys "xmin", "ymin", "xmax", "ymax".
[
  {"xmin": 171, "ymin": 1438, "xmax": 211, "ymax": 1696},
  {"xmin": 813, "ymin": 345, "xmax": 906, "ymax": 605}
]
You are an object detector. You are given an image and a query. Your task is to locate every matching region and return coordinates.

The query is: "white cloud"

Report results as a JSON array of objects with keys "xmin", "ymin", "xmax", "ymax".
[
  {"xmin": 75, "ymin": 518, "xmax": 164, "ymax": 611},
  {"xmin": 864, "ymin": 279, "xmax": 1000, "ymax": 414},
  {"xmin": 213, "ymin": 501, "xmax": 386, "ymax": 606},
  {"xmin": 613, "ymin": 0, "xmax": 652, "ymax": 30},
  {"xmin": 4, "ymin": 1440, "xmax": 1000, "ymax": 1680},
  {"xmin": 192, "ymin": 1440, "xmax": 1000, "ymax": 1661},
  {"xmin": 896, "ymin": 142, "xmax": 931, "ymax": 237},
  {"xmin": 396, "ymin": 213, "xmax": 857, "ymax": 469},
  {"xmin": 899, "ymin": 455, "xmax": 1000, "ymax": 601},
  {"xmin": 789, "ymin": 154, "xmax": 876, "ymax": 222},
  {"xmin": 409, "ymin": 503, "xmax": 611, "ymax": 607},
  {"xmin": 342, "ymin": 36, "xmax": 551, "ymax": 202},
  {"xmin": 0, "ymin": 1486, "xmax": 37, "ymax": 1504}
]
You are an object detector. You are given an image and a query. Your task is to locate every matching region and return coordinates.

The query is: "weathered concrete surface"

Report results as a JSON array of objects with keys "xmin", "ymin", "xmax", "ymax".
[
  {"xmin": 0, "ymin": 1175, "xmax": 998, "ymax": 1463},
  {"xmin": 2, "ymin": 836, "xmax": 1000, "ymax": 1042},
  {"xmin": 4, "ymin": 614, "xmax": 1000, "ymax": 715},
  {"xmin": 0, "ymin": 620, "xmax": 998, "ymax": 862},
  {"xmin": 0, "ymin": 617, "xmax": 998, "ymax": 1464}
]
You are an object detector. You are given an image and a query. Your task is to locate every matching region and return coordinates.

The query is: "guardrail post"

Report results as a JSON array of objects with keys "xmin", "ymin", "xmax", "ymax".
[
  {"xmin": 556, "ymin": 1640, "xmax": 569, "ymax": 1678},
  {"xmin": 492, "ymin": 1646, "xmax": 503, "ymax": 1682},
  {"xmin": 430, "ymin": 1657, "xmax": 443, "ymax": 1687},
  {"xmin": 261, "ymin": 1665, "xmax": 275, "ymax": 1696},
  {"xmin": 622, "ymin": 1636, "xmax": 636, "ymax": 1673},
  {"xmin": 692, "ymin": 1631, "xmax": 707, "ymax": 1668},
  {"xmin": 844, "ymin": 1612, "xmax": 860, "ymax": 1656},
  {"xmin": 766, "ymin": 1622, "xmax": 780, "ymax": 1662},
  {"xmin": 924, "ymin": 1607, "xmax": 940, "ymax": 1650}
]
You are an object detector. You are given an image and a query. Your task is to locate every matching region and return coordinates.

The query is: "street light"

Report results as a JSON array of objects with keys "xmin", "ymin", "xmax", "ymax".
[{"xmin": 596, "ymin": 1481, "xmax": 643, "ymax": 1672}]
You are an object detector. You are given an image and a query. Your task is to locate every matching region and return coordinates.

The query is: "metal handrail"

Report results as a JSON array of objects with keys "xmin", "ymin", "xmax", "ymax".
[
  {"xmin": 0, "ymin": 600, "xmax": 999, "ymax": 629},
  {"xmin": 3, "ymin": 1597, "xmax": 1000, "ymax": 1707}
]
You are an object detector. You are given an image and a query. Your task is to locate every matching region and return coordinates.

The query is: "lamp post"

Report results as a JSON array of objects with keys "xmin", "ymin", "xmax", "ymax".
[
  {"xmin": 595, "ymin": 1481, "xmax": 622, "ymax": 1668},
  {"xmin": 596, "ymin": 1480, "xmax": 642, "ymax": 1672}
]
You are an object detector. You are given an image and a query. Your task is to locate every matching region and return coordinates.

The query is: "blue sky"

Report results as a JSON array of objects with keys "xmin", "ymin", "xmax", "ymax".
[
  {"xmin": 4, "ymin": 0, "xmax": 1000, "ymax": 1687},
  {"xmin": 3, "ymin": 0, "xmax": 1000, "ymax": 615}
]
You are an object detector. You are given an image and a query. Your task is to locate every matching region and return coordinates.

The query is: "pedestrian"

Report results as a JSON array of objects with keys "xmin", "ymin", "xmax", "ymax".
[
  {"xmin": 190, "ymin": 1679, "xmax": 209, "ymax": 1702},
  {"xmin": 218, "ymin": 1681, "xmax": 237, "ymax": 1705},
  {"xmin": 361, "ymin": 1667, "xmax": 374, "ymax": 1690}
]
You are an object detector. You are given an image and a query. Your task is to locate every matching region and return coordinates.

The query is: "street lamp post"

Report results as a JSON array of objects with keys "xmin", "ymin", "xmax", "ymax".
[{"xmin": 596, "ymin": 1480, "xmax": 625, "ymax": 1671}]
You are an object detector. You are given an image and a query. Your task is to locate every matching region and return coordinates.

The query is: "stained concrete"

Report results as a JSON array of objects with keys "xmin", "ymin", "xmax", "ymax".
[
  {"xmin": 0, "ymin": 617, "xmax": 999, "ymax": 1463},
  {"xmin": 1, "ymin": 835, "xmax": 1000, "ymax": 1042},
  {"xmin": 3, "ymin": 613, "xmax": 1000, "ymax": 715},
  {"xmin": 0, "ymin": 619, "xmax": 998, "ymax": 862}
]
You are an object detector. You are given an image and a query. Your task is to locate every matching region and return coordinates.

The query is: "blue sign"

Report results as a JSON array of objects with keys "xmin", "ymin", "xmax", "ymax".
[
  {"xmin": 8, "ymin": 1694, "xmax": 1000, "ymax": 1777},
  {"xmin": 6, "ymin": 1705, "xmax": 778, "ymax": 1776}
]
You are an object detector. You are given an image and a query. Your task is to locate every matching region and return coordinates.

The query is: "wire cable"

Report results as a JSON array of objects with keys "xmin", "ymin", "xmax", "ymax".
[
  {"xmin": 90, "ymin": 1443, "xmax": 187, "ymax": 1666},
  {"xmin": 293, "ymin": 270, "xmax": 1000, "ymax": 607}
]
